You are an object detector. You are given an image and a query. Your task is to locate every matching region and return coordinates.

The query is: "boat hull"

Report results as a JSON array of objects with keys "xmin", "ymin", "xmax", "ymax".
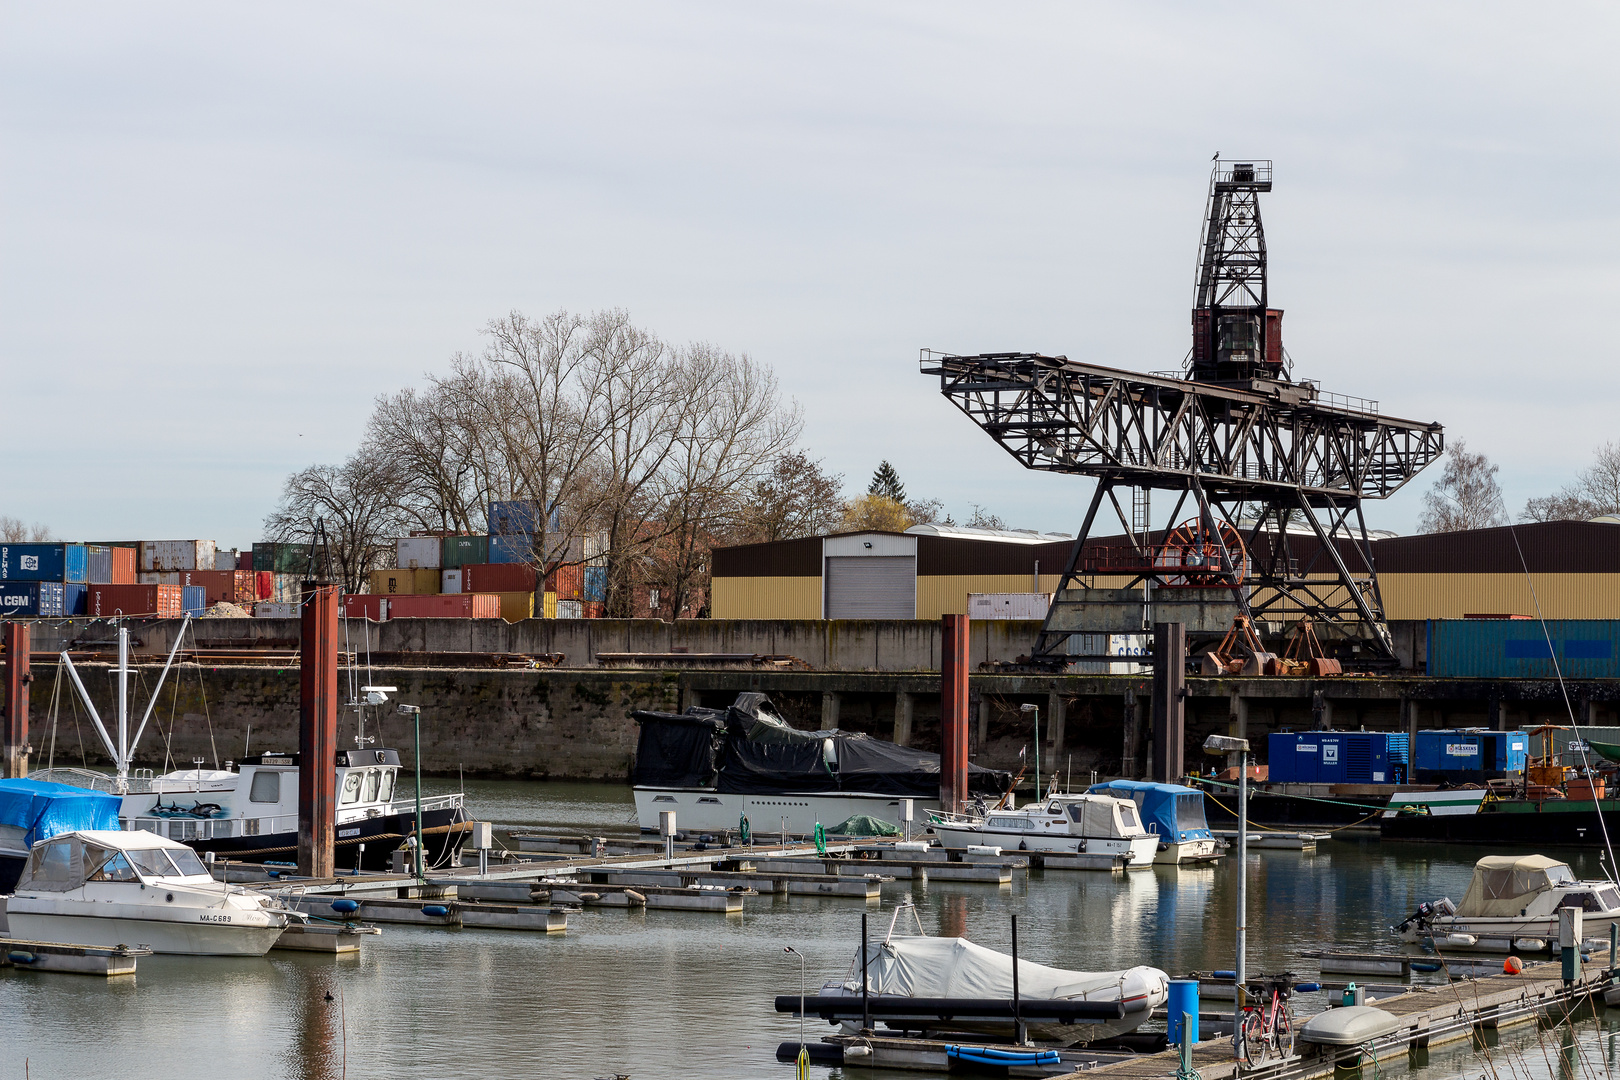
[
  {"xmin": 1380, "ymin": 802, "xmax": 1620, "ymax": 845},
  {"xmin": 4, "ymin": 909, "xmax": 288, "ymax": 956},
  {"xmin": 1155, "ymin": 838, "xmax": 1223, "ymax": 865},
  {"xmin": 181, "ymin": 806, "xmax": 469, "ymax": 871},
  {"xmin": 633, "ymin": 788, "xmax": 937, "ymax": 835},
  {"xmin": 930, "ymin": 823, "xmax": 1160, "ymax": 867}
]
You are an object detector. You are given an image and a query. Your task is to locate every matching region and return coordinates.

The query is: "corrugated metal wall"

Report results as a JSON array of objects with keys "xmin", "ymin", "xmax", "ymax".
[
  {"xmin": 1383, "ymin": 574, "xmax": 1620, "ymax": 620},
  {"xmin": 709, "ymin": 576, "xmax": 821, "ymax": 619}
]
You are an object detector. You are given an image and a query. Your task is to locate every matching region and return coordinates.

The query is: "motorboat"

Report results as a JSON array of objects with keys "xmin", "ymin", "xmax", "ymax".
[
  {"xmin": 928, "ymin": 793, "xmax": 1161, "ymax": 867},
  {"xmin": 1088, "ymin": 780, "xmax": 1224, "ymax": 865},
  {"xmin": 0, "ymin": 778, "xmax": 122, "ymax": 893},
  {"xmin": 631, "ymin": 693, "xmax": 1012, "ymax": 835},
  {"xmin": 1393, "ymin": 854, "xmax": 1620, "ymax": 951},
  {"xmin": 815, "ymin": 903, "xmax": 1169, "ymax": 1044},
  {"xmin": 5, "ymin": 829, "xmax": 305, "ymax": 955}
]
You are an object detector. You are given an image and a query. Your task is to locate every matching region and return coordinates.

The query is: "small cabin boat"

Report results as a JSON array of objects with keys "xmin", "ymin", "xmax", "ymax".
[
  {"xmin": 1088, "ymin": 781, "xmax": 1223, "ymax": 865},
  {"xmin": 0, "ymin": 778, "xmax": 122, "ymax": 893},
  {"xmin": 929, "ymin": 793, "xmax": 1160, "ymax": 867},
  {"xmin": 1393, "ymin": 854, "xmax": 1620, "ymax": 951}
]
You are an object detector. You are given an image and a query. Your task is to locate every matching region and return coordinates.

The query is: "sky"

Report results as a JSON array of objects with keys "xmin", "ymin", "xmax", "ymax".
[{"xmin": 3, "ymin": 3, "xmax": 1617, "ymax": 548}]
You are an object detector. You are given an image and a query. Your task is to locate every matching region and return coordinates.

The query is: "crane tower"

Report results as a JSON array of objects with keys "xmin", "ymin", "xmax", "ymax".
[{"xmin": 922, "ymin": 160, "xmax": 1443, "ymax": 664}]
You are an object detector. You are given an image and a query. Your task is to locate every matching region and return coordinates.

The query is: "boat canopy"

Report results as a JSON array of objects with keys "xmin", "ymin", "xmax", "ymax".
[
  {"xmin": 850, "ymin": 935, "xmax": 1166, "ymax": 1007},
  {"xmin": 17, "ymin": 829, "xmax": 211, "ymax": 893},
  {"xmin": 631, "ymin": 693, "xmax": 1012, "ymax": 798},
  {"xmin": 1087, "ymin": 781, "xmax": 1212, "ymax": 842},
  {"xmin": 0, "ymin": 778, "xmax": 121, "ymax": 848},
  {"xmin": 1455, "ymin": 854, "xmax": 1576, "ymax": 918}
]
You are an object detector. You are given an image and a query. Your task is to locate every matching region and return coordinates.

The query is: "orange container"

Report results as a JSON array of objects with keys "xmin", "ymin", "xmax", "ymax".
[{"xmin": 386, "ymin": 593, "xmax": 500, "ymax": 619}]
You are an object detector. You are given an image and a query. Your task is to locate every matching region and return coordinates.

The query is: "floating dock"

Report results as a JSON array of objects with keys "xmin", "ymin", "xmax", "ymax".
[
  {"xmin": 0, "ymin": 938, "xmax": 149, "ymax": 977},
  {"xmin": 1212, "ymin": 830, "xmax": 1328, "ymax": 850},
  {"xmin": 272, "ymin": 924, "xmax": 371, "ymax": 954}
]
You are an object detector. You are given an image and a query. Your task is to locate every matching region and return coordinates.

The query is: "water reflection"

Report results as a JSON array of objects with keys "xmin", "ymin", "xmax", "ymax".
[{"xmin": 2, "ymin": 781, "xmax": 1615, "ymax": 1080}]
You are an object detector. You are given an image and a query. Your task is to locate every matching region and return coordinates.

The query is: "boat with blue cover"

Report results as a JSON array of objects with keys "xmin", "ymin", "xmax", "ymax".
[
  {"xmin": 1087, "ymin": 781, "xmax": 1223, "ymax": 865},
  {"xmin": 0, "ymin": 778, "xmax": 123, "ymax": 892}
]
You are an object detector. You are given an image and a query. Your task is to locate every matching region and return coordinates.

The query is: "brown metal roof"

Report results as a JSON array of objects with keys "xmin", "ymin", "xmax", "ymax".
[
  {"xmin": 711, "ymin": 536, "xmax": 822, "ymax": 577},
  {"xmin": 1370, "ymin": 521, "xmax": 1620, "ymax": 574}
]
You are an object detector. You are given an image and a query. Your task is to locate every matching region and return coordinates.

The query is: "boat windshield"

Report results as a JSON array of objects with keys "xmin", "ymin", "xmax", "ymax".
[
  {"xmin": 379, "ymin": 770, "xmax": 396, "ymax": 802},
  {"xmin": 1119, "ymin": 805, "xmax": 1141, "ymax": 831},
  {"xmin": 362, "ymin": 769, "xmax": 381, "ymax": 802},
  {"xmin": 340, "ymin": 772, "xmax": 363, "ymax": 805},
  {"xmin": 1177, "ymin": 793, "xmax": 1209, "ymax": 831},
  {"xmin": 126, "ymin": 846, "xmax": 211, "ymax": 879},
  {"xmin": 88, "ymin": 853, "xmax": 139, "ymax": 882}
]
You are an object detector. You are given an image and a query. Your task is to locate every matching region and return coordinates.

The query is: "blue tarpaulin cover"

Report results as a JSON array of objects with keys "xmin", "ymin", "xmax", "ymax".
[
  {"xmin": 0, "ymin": 779, "xmax": 122, "ymax": 846},
  {"xmin": 1088, "ymin": 780, "xmax": 1212, "ymax": 843}
]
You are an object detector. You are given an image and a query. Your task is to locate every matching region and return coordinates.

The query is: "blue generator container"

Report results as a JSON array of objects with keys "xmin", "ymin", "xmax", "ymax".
[
  {"xmin": 1267, "ymin": 731, "xmax": 1409, "ymax": 785},
  {"xmin": 62, "ymin": 583, "xmax": 87, "ymax": 616},
  {"xmin": 0, "ymin": 543, "xmax": 88, "ymax": 583},
  {"xmin": 181, "ymin": 586, "xmax": 207, "ymax": 616},
  {"xmin": 0, "ymin": 581, "xmax": 66, "ymax": 617},
  {"xmin": 1412, "ymin": 729, "xmax": 1527, "ymax": 783}
]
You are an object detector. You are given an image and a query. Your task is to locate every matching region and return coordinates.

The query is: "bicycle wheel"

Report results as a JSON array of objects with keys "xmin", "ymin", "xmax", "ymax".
[
  {"xmin": 1274, "ymin": 1007, "xmax": 1294, "ymax": 1058},
  {"xmin": 1238, "ymin": 1009, "xmax": 1269, "ymax": 1065}
]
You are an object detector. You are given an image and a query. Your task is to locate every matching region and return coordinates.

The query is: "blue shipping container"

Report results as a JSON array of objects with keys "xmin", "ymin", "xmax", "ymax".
[
  {"xmin": 1266, "ymin": 731, "xmax": 1409, "ymax": 785},
  {"xmin": 1427, "ymin": 619, "xmax": 1620, "ymax": 678},
  {"xmin": 63, "ymin": 583, "xmax": 87, "ymax": 616},
  {"xmin": 1413, "ymin": 729, "xmax": 1527, "ymax": 782},
  {"xmin": 181, "ymin": 585, "xmax": 207, "ymax": 615},
  {"xmin": 0, "ymin": 582, "xmax": 65, "ymax": 617},
  {"xmin": 487, "ymin": 500, "xmax": 560, "ymax": 537},
  {"xmin": 85, "ymin": 545, "xmax": 113, "ymax": 585},
  {"xmin": 0, "ymin": 544, "xmax": 88, "ymax": 583},
  {"xmin": 489, "ymin": 534, "xmax": 538, "ymax": 564},
  {"xmin": 583, "ymin": 566, "xmax": 606, "ymax": 603}
]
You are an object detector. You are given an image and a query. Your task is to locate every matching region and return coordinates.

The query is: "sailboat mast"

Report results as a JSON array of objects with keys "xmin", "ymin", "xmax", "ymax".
[{"xmin": 117, "ymin": 624, "xmax": 130, "ymax": 785}]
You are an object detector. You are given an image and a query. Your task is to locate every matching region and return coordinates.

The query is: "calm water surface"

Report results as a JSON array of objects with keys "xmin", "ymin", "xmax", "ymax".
[{"xmin": 3, "ymin": 781, "xmax": 1615, "ymax": 1080}]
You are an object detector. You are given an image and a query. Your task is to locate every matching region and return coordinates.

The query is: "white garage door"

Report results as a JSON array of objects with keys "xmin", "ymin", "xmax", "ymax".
[{"xmin": 824, "ymin": 556, "xmax": 916, "ymax": 619}]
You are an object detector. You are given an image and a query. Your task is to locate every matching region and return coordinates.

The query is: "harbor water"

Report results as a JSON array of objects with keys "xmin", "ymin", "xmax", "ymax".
[{"xmin": 2, "ymin": 780, "xmax": 1616, "ymax": 1080}]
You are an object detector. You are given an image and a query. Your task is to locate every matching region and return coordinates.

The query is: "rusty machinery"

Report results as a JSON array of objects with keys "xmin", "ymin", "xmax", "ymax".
[{"xmin": 922, "ymin": 160, "xmax": 1444, "ymax": 665}]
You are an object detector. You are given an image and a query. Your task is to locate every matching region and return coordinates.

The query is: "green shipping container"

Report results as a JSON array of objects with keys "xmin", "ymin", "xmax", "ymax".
[
  {"xmin": 253, "ymin": 542, "xmax": 327, "ymax": 574},
  {"xmin": 441, "ymin": 535, "xmax": 489, "ymax": 568}
]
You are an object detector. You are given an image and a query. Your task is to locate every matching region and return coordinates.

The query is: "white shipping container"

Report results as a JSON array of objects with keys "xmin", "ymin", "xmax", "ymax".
[
  {"xmin": 254, "ymin": 602, "xmax": 298, "ymax": 618},
  {"xmin": 396, "ymin": 537, "xmax": 441, "ymax": 569},
  {"xmin": 140, "ymin": 540, "xmax": 217, "ymax": 572},
  {"xmin": 272, "ymin": 574, "xmax": 303, "ymax": 602},
  {"xmin": 556, "ymin": 599, "xmax": 582, "ymax": 619},
  {"xmin": 967, "ymin": 592, "xmax": 1052, "ymax": 620},
  {"xmin": 137, "ymin": 572, "xmax": 181, "ymax": 585},
  {"xmin": 213, "ymin": 549, "xmax": 240, "ymax": 571},
  {"xmin": 441, "ymin": 569, "xmax": 463, "ymax": 594}
]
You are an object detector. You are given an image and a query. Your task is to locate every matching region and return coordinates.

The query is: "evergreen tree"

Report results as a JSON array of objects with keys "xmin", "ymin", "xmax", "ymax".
[{"xmin": 868, "ymin": 460, "xmax": 906, "ymax": 503}]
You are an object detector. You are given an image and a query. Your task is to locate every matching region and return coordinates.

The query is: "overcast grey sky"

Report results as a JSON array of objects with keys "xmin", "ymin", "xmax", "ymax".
[{"xmin": 3, "ymin": 3, "xmax": 1616, "ymax": 547}]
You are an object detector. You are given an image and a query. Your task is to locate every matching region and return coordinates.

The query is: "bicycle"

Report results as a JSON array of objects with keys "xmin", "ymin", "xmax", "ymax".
[{"xmin": 1235, "ymin": 973, "xmax": 1295, "ymax": 1066}]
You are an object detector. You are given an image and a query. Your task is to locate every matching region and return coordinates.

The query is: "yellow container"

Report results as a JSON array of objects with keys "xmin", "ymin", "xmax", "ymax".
[
  {"xmin": 542, "ymin": 591, "xmax": 558, "ymax": 619},
  {"xmin": 369, "ymin": 569, "xmax": 440, "ymax": 595},
  {"xmin": 495, "ymin": 590, "xmax": 534, "ymax": 622}
]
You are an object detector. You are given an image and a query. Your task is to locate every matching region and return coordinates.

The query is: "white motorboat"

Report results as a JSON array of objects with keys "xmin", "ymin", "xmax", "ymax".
[
  {"xmin": 929, "ymin": 793, "xmax": 1161, "ymax": 867},
  {"xmin": 818, "ymin": 903, "xmax": 1169, "ymax": 1044},
  {"xmin": 6, "ymin": 829, "xmax": 305, "ymax": 956},
  {"xmin": 1393, "ymin": 854, "xmax": 1620, "ymax": 951}
]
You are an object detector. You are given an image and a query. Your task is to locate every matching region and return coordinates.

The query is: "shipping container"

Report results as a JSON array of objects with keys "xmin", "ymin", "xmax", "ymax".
[
  {"xmin": 252, "ymin": 542, "xmax": 324, "ymax": 574},
  {"xmin": 583, "ymin": 566, "xmax": 607, "ymax": 603},
  {"xmin": 581, "ymin": 601, "xmax": 605, "ymax": 619},
  {"xmin": 181, "ymin": 586, "xmax": 207, "ymax": 616},
  {"xmin": 556, "ymin": 599, "xmax": 583, "ymax": 619},
  {"xmin": 213, "ymin": 549, "xmax": 240, "ymax": 571},
  {"xmin": 542, "ymin": 591, "xmax": 557, "ymax": 619},
  {"xmin": 0, "ymin": 544, "xmax": 88, "ymax": 583},
  {"xmin": 140, "ymin": 540, "xmax": 217, "ymax": 573},
  {"xmin": 386, "ymin": 593, "xmax": 501, "ymax": 619},
  {"xmin": 441, "ymin": 569, "xmax": 463, "ymax": 594},
  {"xmin": 271, "ymin": 573, "xmax": 303, "ymax": 602},
  {"xmin": 396, "ymin": 537, "xmax": 441, "ymax": 569},
  {"xmin": 489, "ymin": 534, "xmax": 538, "ymax": 564},
  {"xmin": 967, "ymin": 592, "xmax": 1053, "ymax": 620},
  {"xmin": 464, "ymin": 563, "xmax": 537, "ymax": 593},
  {"xmin": 112, "ymin": 546, "xmax": 136, "ymax": 584},
  {"xmin": 254, "ymin": 601, "xmax": 299, "ymax": 618},
  {"xmin": 134, "ymin": 570, "xmax": 255, "ymax": 605},
  {"xmin": 238, "ymin": 551, "xmax": 253, "ymax": 571},
  {"xmin": 493, "ymin": 591, "xmax": 533, "ymax": 621},
  {"xmin": 88, "ymin": 584, "xmax": 183, "ymax": 618},
  {"xmin": 547, "ymin": 562, "xmax": 584, "ymax": 600},
  {"xmin": 63, "ymin": 583, "xmax": 86, "ymax": 616},
  {"xmin": 1266, "ymin": 731, "xmax": 1410, "ymax": 784},
  {"xmin": 369, "ymin": 569, "xmax": 441, "ymax": 595},
  {"xmin": 1413, "ymin": 729, "xmax": 1527, "ymax": 783},
  {"xmin": 440, "ymin": 535, "xmax": 489, "ymax": 569},
  {"xmin": 343, "ymin": 595, "xmax": 388, "ymax": 621},
  {"xmin": 86, "ymin": 545, "xmax": 113, "ymax": 585},
  {"xmin": 255, "ymin": 571, "xmax": 274, "ymax": 600},
  {"xmin": 0, "ymin": 582, "xmax": 66, "ymax": 617},
  {"xmin": 1427, "ymin": 619, "xmax": 1620, "ymax": 678},
  {"xmin": 487, "ymin": 500, "xmax": 559, "ymax": 537}
]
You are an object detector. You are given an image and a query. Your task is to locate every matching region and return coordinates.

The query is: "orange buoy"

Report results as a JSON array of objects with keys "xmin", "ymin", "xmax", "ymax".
[{"xmin": 1503, "ymin": 956, "xmax": 1524, "ymax": 975}]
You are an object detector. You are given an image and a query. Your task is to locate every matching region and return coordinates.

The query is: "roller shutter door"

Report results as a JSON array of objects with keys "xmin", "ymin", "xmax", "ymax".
[{"xmin": 824, "ymin": 556, "xmax": 916, "ymax": 619}]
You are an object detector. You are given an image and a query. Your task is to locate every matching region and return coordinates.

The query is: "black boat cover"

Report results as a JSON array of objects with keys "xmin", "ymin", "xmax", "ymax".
[{"xmin": 631, "ymin": 695, "xmax": 1013, "ymax": 797}]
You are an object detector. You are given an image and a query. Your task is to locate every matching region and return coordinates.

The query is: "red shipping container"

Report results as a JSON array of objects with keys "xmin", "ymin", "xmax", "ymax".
[
  {"xmin": 463, "ymin": 563, "xmax": 538, "ymax": 593},
  {"xmin": 157, "ymin": 570, "xmax": 258, "ymax": 605},
  {"xmin": 238, "ymin": 551, "xmax": 253, "ymax": 571},
  {"xmin": 386, "ymin": 593, "xmax": 500, "ymax": 619},
  {"xmin": 256, "ymin": 572, "xmax": 274, "ymax": 600},
  {"xmin": 88, "ymin": 584, "xmax": 183, "ymax": 618},
  {"xmin": 111, "ymin": 546, "xmax": 137, "ymax": 584},
  {"xmin": 343, "ymin": 595, "xmax": 389, "ymax": 621},
  {"xmin": 544, "ymin": 563, "xmax": 585, "ymax": 600}
]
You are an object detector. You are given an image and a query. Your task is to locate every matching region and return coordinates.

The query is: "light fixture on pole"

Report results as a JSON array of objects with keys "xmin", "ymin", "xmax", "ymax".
[
  {"xmin": 397, "ymin": 703, "xmax": 424, "ymax": 881},
  {"xmin": 1203, "ymin": 732, "xmax": 1250, "ymax": 1034},
  {"xmin": 784, "ymin": 946, "xmax": 808, "ymax": 1080},
  {"xmin": 1020, "ymin": 703, "xmax": 1041, "ymax": 799}
]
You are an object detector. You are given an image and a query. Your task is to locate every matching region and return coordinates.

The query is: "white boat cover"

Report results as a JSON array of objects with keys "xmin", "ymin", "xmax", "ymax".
[
  {"xmin": 1455, "ymin": 855, "xmax": 1576, "ymax": 918},
  {"xmin": 17, "ymin": 829, "xmax": 207, "ymax": 892},
  {"xmin": 848, "ymin": 935, "xmax": 1168, "ymax": 1009}
]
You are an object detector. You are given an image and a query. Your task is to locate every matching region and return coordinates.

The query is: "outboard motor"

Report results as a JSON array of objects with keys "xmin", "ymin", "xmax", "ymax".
[{"xmin": 1392, "ymin": 897, "xmax": 1456, "ymax": 936}]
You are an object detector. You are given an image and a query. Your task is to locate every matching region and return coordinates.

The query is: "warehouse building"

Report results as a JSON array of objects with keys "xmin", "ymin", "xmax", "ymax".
[{"xmin": 710, "ymin": 519, "xmax": 1620, "ymax": 623}]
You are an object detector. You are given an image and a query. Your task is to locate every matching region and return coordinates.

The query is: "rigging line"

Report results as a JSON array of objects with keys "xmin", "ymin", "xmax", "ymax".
[
  {"xmin": 46, "ymin": 660, "xmax": 65, "ymax": 775},
  {"xmin": 160, "ymin": 660, "xmax": 182, "ymax": 777},
  {"xmin": 194, "ymin": 645, "xmax": 219, "ymax": 770},
  {"xmin": 1502, "ymin": 509, "xmax": 1618, "ymax": 883}
]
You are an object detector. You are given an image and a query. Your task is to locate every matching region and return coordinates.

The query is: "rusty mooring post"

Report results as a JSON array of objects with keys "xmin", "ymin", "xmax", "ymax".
[
  {"xmin": 2, "ymin": 622, "xmax": 29, "ymax": 779},
  {"xmin": 297, "ymin": 584, "xmax": 339, "ymax": 878},
  {"xmin": 940, "ymin": 613, "xmax": 970, "ymax": 814},
  {"xmin": 1151, "ymin": 622, "xmax": 1186, "ymax": 783}
]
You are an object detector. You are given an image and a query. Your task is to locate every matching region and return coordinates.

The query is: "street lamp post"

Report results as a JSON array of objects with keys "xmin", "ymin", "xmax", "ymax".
[
  {"xmin": 1020, "ymin": 703, "xmax": 1041, "ymax": 800},
  {"xmin": 1203, "ymin": 732, "xmax": 1250, "ymax": 1031},
  {"xmin": 398, "ymin": 703, "xmax": 424, "ymax": 881}
]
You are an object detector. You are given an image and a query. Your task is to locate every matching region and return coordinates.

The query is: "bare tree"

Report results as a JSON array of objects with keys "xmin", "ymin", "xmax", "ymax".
[
  {"xmin": 841, "ymin": 494, "xmax": 913, "ymax": 532},
  {"xmin": 1523, "ymin": 441, "xmax": 1620, "ymax": 522},
  {"xmin": 1419, "ymin": 440, "xmax": 1507, "ymax": 533},
  {"xmin": 965, "ymin": 504, "xmax": 1006, "ymax": 529},
  {"xmin": 264, "ymin": 449, "xmax": 407, "ymax": 593},
  {"xmin": 734, "ymin": 451, "xmax": 846, "ymax": 543},
  {"xmin": 0, "ymin": 517, "xmax": 52, "ymax": 542}
]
